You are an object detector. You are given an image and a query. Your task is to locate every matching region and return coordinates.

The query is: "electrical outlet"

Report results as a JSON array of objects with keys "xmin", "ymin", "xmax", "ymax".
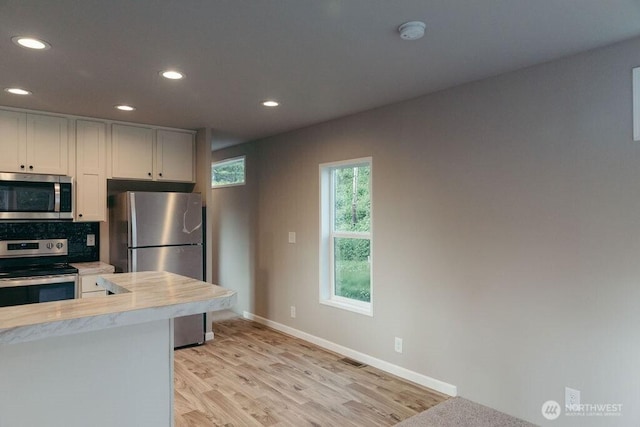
[
  {"xmin": 288, "ymin": 232, "xmax": 296, "ymax": 244},
  {"xmin": 86, "ymin": 234, "xmax": 95, "ymax": 247},
  {"xmin": 394, "ymin": 337, "xmax": 403, "ymax": 353},
  {"xmin": 565, "ymin": 387, "xmax": 580, "ymax": 411},
  {"xmin": 290, "ymin": 305, "xmax": 296, "ymax": 318}
]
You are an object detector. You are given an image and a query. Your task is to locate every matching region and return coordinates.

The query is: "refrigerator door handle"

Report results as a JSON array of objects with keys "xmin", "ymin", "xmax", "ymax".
[
  {"xmin": 129, "ymin": 250, "xmax": 136, "ymax": 272},
  {"xmin": 130, "ymin": 192, "xmax": 137, "ymax": 248}
]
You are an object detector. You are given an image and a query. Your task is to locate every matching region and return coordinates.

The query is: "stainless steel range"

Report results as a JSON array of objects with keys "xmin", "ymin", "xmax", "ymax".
[{"xmin": 0, "ymin": 238, "xmax": 78, "ymax": 307}]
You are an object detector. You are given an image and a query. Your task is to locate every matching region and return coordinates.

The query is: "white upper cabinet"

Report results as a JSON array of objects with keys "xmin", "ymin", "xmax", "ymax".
[
  {"xmin": 156, "ymin": 130, "xmax": 195, "ymax": 182},
  {"xmin": 76, "ymin": 120, "xmax": 106, "ymax": 222},
  {"xmin": 0, "ymin": 110, "xmax": 26, "ymax": 173},
  {"xmin": 111, "ymin": 124, "xmax": 154, "ymax": 180},
  {"xmin": 0, "ymin": 107, "xmax": 196, "ymax": 217},
  {"xmin": 0, "ymin": 110, "xmax": 68, "ymax": 175},
  {"xmin": 26, "ymin": 114, "xmax": 69, "ymax": 175},
  {"xmin": 111, "ymin": 125, "xmax": 195, "ymax": 183}
]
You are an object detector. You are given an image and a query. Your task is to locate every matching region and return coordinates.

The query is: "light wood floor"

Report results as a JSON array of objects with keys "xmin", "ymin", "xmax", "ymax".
[{"xmin": 174, "ymin": 318, "xmax": 447, "ymax": 426}]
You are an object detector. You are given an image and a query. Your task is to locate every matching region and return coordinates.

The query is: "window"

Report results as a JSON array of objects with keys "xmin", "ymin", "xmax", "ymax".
[
  {"xmin": 211, "ymin": 156, "xmax": 245, "ymax": 187},
  {"xmin": 320, "ymin": 157, "xmax": 372, "ymax": 316}
]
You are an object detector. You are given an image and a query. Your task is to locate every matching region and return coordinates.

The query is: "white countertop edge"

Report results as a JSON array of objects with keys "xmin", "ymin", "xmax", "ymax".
[
  {"xmin": 0, "ymin": 294, "xmax": 236, "ymax": 346},
  {"xmin": 70, "ymin": 262, "xmax": 116, "ymax": 276}
]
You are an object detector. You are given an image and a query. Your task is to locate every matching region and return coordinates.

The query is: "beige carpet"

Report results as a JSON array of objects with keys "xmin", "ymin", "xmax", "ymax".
[{"xmin": 396, "ymin": 397, "xmax": 537, "ymax": 427}]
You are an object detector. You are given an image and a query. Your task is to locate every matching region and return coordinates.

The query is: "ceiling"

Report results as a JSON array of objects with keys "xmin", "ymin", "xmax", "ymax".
[{"xmin": 2, "ymin": 1, "xmax": 640, "ymax": 150}]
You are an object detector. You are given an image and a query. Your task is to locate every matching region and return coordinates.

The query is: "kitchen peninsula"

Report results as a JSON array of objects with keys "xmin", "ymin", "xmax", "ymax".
[{"xmin": 0, "ymin": 271, "xmax": 236, "ymax": 427}]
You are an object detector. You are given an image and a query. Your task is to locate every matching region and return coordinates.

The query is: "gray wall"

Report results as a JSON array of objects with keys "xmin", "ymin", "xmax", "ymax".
[
  {"xmin": 210, "ymin": 144, "xmax": 258, "ymax": 317},
  {"xmin": 212, "ymin": 36, "xmax": 640, "ymax": 425}
]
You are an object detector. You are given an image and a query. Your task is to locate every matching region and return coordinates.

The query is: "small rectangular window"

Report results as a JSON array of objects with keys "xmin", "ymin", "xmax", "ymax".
[
  {"xmin": 320, "ymin": 157, "xmax": 372, "ymax": 316},
  {"xmin": 211, "ymin": 156, "xmax": 245, "ymax": 188}
]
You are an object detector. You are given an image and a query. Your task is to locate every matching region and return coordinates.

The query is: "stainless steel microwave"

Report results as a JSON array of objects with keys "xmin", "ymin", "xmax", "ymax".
[{"xmin": 0, "ymin": 173, "xmax": 73, "ymax": 220}]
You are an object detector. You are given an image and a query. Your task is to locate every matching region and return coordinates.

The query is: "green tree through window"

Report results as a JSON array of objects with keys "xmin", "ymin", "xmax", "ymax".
[
  {"xmin": 332, "ymin": 165, "xmax": 371, "ymax": 302},
  {"xmin": 211, "ymin": 157, "xmax": 245, "ymax": 187}
]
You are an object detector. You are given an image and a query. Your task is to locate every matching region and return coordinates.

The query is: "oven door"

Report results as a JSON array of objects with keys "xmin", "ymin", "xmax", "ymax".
[{"xmin": 0, "ymin": 274, "xmax": 78, "ymax": 307}]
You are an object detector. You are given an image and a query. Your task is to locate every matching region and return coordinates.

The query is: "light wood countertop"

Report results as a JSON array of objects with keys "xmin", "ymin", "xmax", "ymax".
[
  {"xmin": 70, "ymin": 261, "xmax": 116, "ymax": 276},
  {"xmin": 0, "ymin": 271, "xmax": 236, "ymax": 345}
]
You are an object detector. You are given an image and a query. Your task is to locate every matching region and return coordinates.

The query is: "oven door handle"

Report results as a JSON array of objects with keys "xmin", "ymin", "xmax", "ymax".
[{"xmin": 0, "ymin": 274, "xmax": 78, "ymax": 289}]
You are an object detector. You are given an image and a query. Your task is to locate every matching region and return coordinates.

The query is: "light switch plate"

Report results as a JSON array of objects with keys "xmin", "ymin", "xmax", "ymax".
[
  {"xmin": 86, "ymin": 234, "xmax": 96, "ymax": 247},
  {"xmin": 565, "ymin": 387, "xmax": 580, "ymax": 411},
  {"xmin": 288, "ymin": 231, "xmax": 296, "ymax": 244}
]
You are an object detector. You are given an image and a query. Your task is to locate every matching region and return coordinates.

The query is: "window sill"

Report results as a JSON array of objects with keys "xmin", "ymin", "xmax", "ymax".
[
  {"xmin": 320, "ymin": 298, "xmax": 373, "ymax": 317},
  {"xmin": 211, "ymin": 182, "xmax": 245, "ymax": 189}
]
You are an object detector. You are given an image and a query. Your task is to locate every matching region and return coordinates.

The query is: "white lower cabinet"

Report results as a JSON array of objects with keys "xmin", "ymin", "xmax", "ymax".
[
  {"xmin": 80, "ymin": 274, "xmax": 106, "ymax": 298},
  {"xmin": 72, "ymin": 262, "xmax": 116, "ymax": 298}
]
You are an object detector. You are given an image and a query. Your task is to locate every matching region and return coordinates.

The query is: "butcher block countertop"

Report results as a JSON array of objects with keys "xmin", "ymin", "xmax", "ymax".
[{"xmin": 0, "ymin": 271, "xmax": 236, "ymax": 345}]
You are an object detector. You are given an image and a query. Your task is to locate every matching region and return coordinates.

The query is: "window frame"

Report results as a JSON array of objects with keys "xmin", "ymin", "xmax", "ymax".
[
  {"xmin": 319, "ymin": 157, "xmax": 373, "ymax": 316},
  {"xmin": 211, "ymin": 155, "xmax": 246, "ymax": 188}
]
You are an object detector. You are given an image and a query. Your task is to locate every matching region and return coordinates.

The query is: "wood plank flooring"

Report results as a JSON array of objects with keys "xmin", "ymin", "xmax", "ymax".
[{"xmin": 174, "ymin": 318, "xmax": 447, "ymax": 426}]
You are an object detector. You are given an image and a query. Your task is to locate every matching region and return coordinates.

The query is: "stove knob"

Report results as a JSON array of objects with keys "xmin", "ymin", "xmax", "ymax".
[
  {"xmin": 46, "ymin": 243, "xmax": 54, "ymax": 249},
  {"xmin": 56, "ymin": 243, "xmax": 63, "ymax": 249}
]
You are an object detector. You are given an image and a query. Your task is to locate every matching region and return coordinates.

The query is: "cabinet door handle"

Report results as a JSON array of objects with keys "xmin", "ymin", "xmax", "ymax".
[
  {"xmin": 20, "ymin": 165, "xmax": 25, "ymax": 169},
  {"xmin": 29, "ymin": 165, "xmax": 33, "ymax": 170},
  {"xmin": 159, "ymin": 172, "xmax": 163, "ymax": 177},
  {"xmin": 148, "ymin": 172, "xmax": 152, "ymax": 177},
  {"xmin": 78, "ymin": 213, "xmax": 83, "ymax": 218}
]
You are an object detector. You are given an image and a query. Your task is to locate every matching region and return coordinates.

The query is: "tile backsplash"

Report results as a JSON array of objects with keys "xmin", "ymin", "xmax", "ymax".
[{"xmin": 0, "ymin": 222, "xmax": 99, "ymax": 262}]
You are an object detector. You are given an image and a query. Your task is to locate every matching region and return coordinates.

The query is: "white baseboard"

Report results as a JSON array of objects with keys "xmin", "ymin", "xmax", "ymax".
[
  {"xmin": 242, "ymin": 311, "xmax": 457, "ymax": 397},
  {"xmin": 205, "ymin": 331, "xmax": 214, "ymax": 342}
]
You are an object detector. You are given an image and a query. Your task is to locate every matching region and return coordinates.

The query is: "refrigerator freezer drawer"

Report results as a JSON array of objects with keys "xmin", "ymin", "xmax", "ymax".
[
  {"xmin": 129, "ymin": 245, "xmax": 203, "ymax": 281},
  {"xmin": 174, "ymin": 314, "xmax": 205, "ymax": 348},
  {"xmin": 129, "ymin": 245, "xmax": 205, "ymax": 347}
]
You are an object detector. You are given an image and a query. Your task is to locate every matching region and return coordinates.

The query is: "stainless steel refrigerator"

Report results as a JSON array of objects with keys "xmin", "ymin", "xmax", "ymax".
[{"xmin": 109, "ymin": 191, "xmax": 205, "ymax": 348}]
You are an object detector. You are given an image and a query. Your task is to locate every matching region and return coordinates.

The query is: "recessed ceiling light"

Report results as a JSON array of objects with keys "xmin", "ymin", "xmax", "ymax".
[
  {"xmin": 4, "ymin": 88, "xmax": 32, "ymax": 95},
  {"xmin": 11, "ymin": 36, "xmax": 51, "ymax": 50},
  {"xmin": 262, "ymin": 100, "xmax": 279, "ymax": 107},
  {"xmin": 160, "ymin": 70, "xmax": 184, "ymax": 80},
  {"xmin": 115, "ymin": 105, "xmax": 136, "ymax": 111}
]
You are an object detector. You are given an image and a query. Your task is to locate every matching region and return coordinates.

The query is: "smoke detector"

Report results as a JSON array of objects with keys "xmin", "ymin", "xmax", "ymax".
[{"xmin": 398, "ymin": 21, "xmax": 426, "ymax": 41}]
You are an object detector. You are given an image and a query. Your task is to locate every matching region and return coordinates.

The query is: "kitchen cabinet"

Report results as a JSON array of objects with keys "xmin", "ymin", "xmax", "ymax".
[
  {"xmin": 0, "ymin": 110, "xmax": 25, "ymax": 172},
  {"xmin": 111, "ymin": 125, "xmax": 195, "ymax": 183},
  {"xmin": 80, "ymin": 275, "xmax": 106, "ymax": 297},
  {"xmin": 0, "ymin": 271, "xmax": 235, "ymax": 427},
  {"xmin": 111, "ymin": 124, "xmax": 154, "ymax": 180},
  {"xmin": 76, "ymin": 120, "xmax": 106, "ymax": 221},
  {"xmin": 155, "ymin": 130, "xmax": 195, "ymax": 182},
  {"xmin": 27, "ymin": 114, "xmax": 69, "ymax": 175},
  {"xmin": 0, "ymin": 110, "xmax": 69, "ymax": 175},
  {"xmin": 72, "ymin": 262, "xmax": 116, "ymax": 298},
  {"xmin": 0, "ymin": 107, "xmax": 196, "ymax": 189}
]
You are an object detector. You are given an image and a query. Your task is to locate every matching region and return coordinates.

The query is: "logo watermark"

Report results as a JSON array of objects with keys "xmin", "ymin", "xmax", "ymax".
[
  {"xmin": 565, "ymin": 403, "xmax": 623, "ymax": 417},
  {"xmin": 542, "ymin": 400, "xmax": 561, "ymax": 420},
  {"xmin": 541, "ymin": 398, "xmax": 623, "ymax": 421}
]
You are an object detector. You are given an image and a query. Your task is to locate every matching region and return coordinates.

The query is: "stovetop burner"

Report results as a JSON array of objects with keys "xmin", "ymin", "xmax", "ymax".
[
  {"xmin": 0, "ymin": 263, "xmax": 78, "ymax": 279},
  {"xmin": 0, "ymin": 238, "xmax": 78, "ymax": 279}
]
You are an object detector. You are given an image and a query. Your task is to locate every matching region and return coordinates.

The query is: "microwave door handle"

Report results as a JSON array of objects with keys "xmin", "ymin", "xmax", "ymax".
[{"xmin": 54, "ymin": 182, "xmax": 61, "ymax": 213}]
